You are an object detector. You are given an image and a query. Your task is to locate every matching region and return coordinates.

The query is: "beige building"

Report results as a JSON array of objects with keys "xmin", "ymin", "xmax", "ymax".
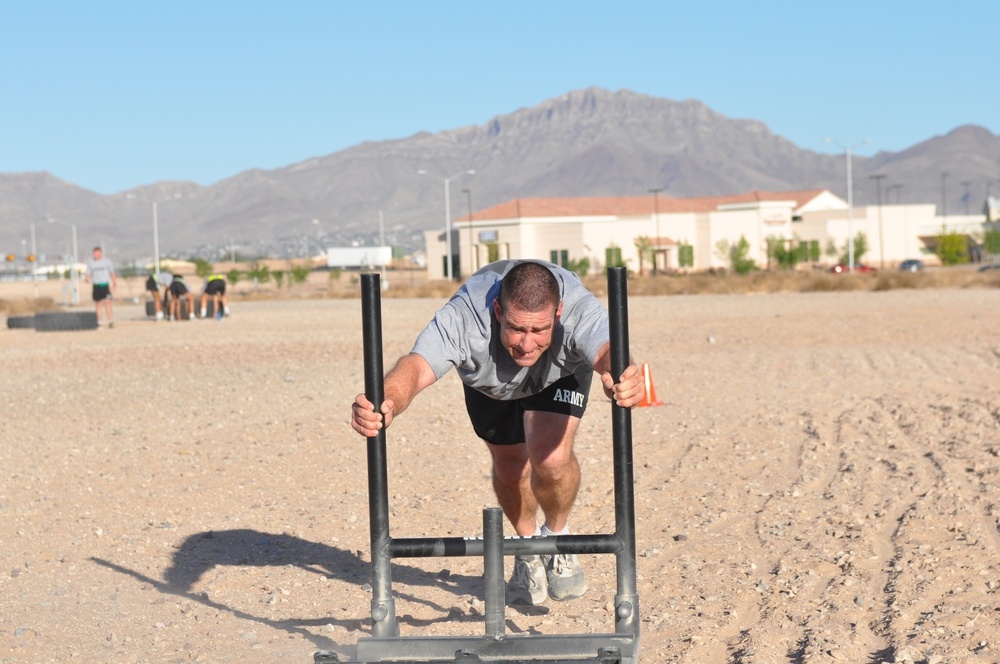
[{"xmin": 424, "ymin": 189, "xmax": 989, "ymax": 279}]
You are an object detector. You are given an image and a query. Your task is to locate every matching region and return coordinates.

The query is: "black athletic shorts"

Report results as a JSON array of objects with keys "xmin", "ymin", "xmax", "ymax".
[
  {"xmin": 92, "ymin": 284, "xmax": 111, "ymax": 302},
  {"xmin": 463, "ymin": 368, "xmax": 593, "ymax": 445},
  {"xmin": 205, "ymin": 279, "xmax": 226, "ymax": 296},
  {"xmin": 169, "ymin": 281, "xmax": 188, "ymax": 296},
  {"xmin": 145, "ymin": 276, "xmax": 157, "ymax": 292}
]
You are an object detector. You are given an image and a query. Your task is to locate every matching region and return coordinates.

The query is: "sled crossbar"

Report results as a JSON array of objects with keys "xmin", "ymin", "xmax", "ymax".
[
  {"xmin": 319, "ymin": 267, "xmax": 639, "ymax": 663},
  {"xmin": 387, "ymin": 532, "xmax": 624, "ymax": 558}
]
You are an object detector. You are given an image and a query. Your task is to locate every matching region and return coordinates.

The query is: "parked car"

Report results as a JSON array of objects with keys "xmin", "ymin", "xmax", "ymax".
[
  {"xmin": 831, "ymin": 263, "xmax": 877, "ymax": 274},
  {"xmin": 899, "ymin": 259, "xmax": 924, "ymax": 272}
]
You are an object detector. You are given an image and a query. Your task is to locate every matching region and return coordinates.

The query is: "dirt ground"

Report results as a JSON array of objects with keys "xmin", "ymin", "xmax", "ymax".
[{"xmin": 2, "ymin": 285, "xmax": 999, "ymax": 663}]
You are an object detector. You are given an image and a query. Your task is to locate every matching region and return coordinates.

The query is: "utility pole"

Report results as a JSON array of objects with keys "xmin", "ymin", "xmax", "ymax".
[
  {"xmin": 870, "ymin": 174, "xmax": 887, "ymax": 269},
  {"xmin": 941, "ymin": 172, "xmax": 949, "ymax": 224},
  {"xmin": 648, "ymin": 188, "xmax": 663, "ymax": 275},
  {"xmin": 462, "ymin": 188, "xmax": 474, "ymax": 276}
]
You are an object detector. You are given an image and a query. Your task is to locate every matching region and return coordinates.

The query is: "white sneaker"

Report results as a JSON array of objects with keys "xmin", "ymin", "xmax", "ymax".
[
  {"xmin": 155, "ymin": 311, "xmax": 164, "ymax": 321},
  {"xmin": 507, "ymin": 555, "xmax": 547, "ymax": 606},
  {"xmin": 189, "ymin": 312, "xmax": 195, "ymax": 320},
  {"xmin": 545, "ymin": 553, "xmax": 588, "ymax": 601}
]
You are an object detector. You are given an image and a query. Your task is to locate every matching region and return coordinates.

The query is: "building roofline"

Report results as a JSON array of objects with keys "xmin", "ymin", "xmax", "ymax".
[{"xmin": 461, "ymin": 189, "xmax": 835, "ymax": 221}]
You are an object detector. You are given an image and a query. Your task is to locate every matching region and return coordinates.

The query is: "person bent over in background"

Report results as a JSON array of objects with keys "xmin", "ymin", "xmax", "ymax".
[
  {"xmin": 85, "ymin": 246, "xmax": 117, "ymax": 328},
  {"xmin": 145, "ymin": 271, "xmax": 165, "ymax": 321},
  {"xmin": 167, "ymin": 273, "xmax": 196, "ymax": 321},
  {"xmin": 351, "ymin": 260, "xmax": 644, "ymax": 606},
  {"xmin": 200, "ymin": 274, "xmax": 230, "ymax": 319}
]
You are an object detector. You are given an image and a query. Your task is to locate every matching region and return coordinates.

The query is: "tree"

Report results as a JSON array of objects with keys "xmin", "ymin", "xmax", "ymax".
[
  {"xmin": 290, "ymin": 264, "xmax": 311, "ymax": 288},
  {"xmin": 226, "ymin": 268, "xmax": 242, "ymax": 287},
  {"xmin": 838, "ymin": 232, "xmax": 869, "ymax": 265},
  {"xmin": 714, "ymin": 239, "xmax": 732, "ymax": 264},
  {"xmin": 715, "ymin": 237, "xmax": 758, "ymax": 273},
  {"xmin": 824, "ymin": 239, "xmax": 838, "ymax": 259},
  {"xmin": 729, "ymin": 235, "xmax": 758, "ymax": 274},
  {"xmin": 248, "ymin": 262, "xmax": 270, "ymax": 291},
  {"xmin": 766, "ymin": 236, "xmax": 799, "ymax": 270},
  {"xmin": 271, "ymin": 269, "xmax": 285, "ymax": 289},
  {"xmin": 191, "ymin": 257, "xmax": 213, "ymax": 279},
  {"xmin": 117, "ymin": 260, "xmax": 141, "ymax": 279},
  {"xmin": 633, "ymin": 236, "xmax": 653, "ymax": 275},
  {"xmin": 808, "ymin": 240, "xmax": 821, "ymax": 263},
  {"xmin": 565, "ymin": 257, "xmax": 590, "ymax": 278},
  {"xmin": 982, "ymin": 227, "xmax": 1000, "ymax": 266},
  {"xmin": 935, "ymin": 228, "xmax": 969, "ymax": 266}
]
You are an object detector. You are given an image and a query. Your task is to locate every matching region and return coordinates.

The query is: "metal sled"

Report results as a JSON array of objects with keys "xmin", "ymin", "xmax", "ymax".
[{"xmin": 317, "ymin": 267, "xmax": 640, "ymax": 663}]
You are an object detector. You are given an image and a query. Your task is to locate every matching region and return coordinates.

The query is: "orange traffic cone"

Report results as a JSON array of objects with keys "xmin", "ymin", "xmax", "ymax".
[{"xmin": 637, "ymin": 363, "xmax": 663, "ymax": 407}]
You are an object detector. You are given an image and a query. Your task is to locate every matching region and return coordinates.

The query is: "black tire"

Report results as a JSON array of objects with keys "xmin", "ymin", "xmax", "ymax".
[
  {"xmin": 146, "ymin": 300, "xmax": 156, "ymax": 317},
  {"xmin": 34, "ymin": 311, "xmax": 99, "ymax": 332},
  {"xmin": 6, "ymin": 315, "xmax": 36, "ymax": 329}
]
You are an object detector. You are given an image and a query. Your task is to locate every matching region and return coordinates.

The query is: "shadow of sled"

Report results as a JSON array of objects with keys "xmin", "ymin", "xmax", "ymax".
[{"xmin": 92, "ymin": 528, "xmax": 486, "ymax": 660}]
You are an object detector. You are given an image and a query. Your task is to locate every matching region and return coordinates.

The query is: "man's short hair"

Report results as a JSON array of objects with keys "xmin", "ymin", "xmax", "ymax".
[{"xmin": 498, "ymin": 261, "xmax": 560, "ymax": 313}]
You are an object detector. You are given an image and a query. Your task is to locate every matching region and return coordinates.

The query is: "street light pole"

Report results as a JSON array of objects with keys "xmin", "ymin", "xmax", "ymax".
[
  {"xmin": 378, "ymin": 209, "xmax": 388, "ymax": 288},
  {"xmin": 886, "ymin": 183, "xmax": 902, "ymax": 204},
  {"xmin": 418, "ymin": 168, "xmax": 474, "ymax": 281},
  {"xmin": 152, "ymin": 201, "xmax": 161, "ymax": 285},
  {"xmin": 648, "ymin": 188, "xmax": 663, "ymax": 275},
  {"xmin": 987, "ymin": 181, "xmax": 996, "ymax": 221},
  {"xmin": 870, "ymin": 174, "xmax": 887, "ymax": 270},
  {"xmin": 941, "ymin": 172, "xmax": 949, "ymax": 223},
  {"xmin": 825, "ymin": 137, "xmax": 871, "ymax": 269},
  {"xmin": 69, "ymin": 224, "xmax": 79, "ymax": 306},
  {"xmin": 462, "ymin": 188, "xmax": 474, "ymax": 275},
  {"xmin": 29, "ymin": 219, "xmax": 38, "ymax": 298},
  {"xmin": 47, "ymin": 216, "xmax": 79, "ymax": 305}
]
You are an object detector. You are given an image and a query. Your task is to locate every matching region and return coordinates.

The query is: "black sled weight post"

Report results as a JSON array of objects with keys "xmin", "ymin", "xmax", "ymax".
[{"xmin": 316, "ymin": 267, "xmax": 640, "ymax": 663}]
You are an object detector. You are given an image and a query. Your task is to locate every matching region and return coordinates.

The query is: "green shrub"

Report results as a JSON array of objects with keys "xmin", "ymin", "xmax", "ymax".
[{"xmin": 935, "ymin": 229, "xmax": 969, "ymax": 266}]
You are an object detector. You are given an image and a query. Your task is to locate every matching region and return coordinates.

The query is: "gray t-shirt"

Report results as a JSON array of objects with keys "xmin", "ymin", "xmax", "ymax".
[
  {"xmin": 87, "ymin": 256, "xmax": 115, "ymax": 285},
  {"xmin": 412, "ymin": 260, "xmax": 609, "ymax": 401}
]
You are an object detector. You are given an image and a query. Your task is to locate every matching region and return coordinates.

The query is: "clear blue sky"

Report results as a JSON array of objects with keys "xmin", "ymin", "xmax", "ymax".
[{"xmin": 2, "ymin": 1, "xmax": 997, "ymax": 195}]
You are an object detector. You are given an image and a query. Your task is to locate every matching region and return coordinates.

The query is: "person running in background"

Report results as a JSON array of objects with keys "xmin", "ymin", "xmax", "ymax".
[
  {"xmin": 200, "ymin": 274, "xmax": 230, "ymax": 319},
  {"xmin": 85, "ymin": 246, "xmax": 117, "ymax": 328},
  {"xmin": 145, "ymin": 270, "xmax": 165, "ymax": 321},
  {"xmin": 167, "ymin": 273, "xmax": 196, "ymax": 321}
]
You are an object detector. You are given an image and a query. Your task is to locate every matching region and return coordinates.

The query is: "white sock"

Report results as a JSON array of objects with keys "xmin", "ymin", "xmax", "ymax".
[{"xmin": 541, "ymin": 523, "xmax": 570, "ymax": 537}]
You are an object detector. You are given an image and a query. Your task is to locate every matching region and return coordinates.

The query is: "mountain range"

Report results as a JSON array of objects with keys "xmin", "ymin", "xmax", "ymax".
[{"xmin": 2, "ymin": 87, "xmax": 998, "ymax": 262}]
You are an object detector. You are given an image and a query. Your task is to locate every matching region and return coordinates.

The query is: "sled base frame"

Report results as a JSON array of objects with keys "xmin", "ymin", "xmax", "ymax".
[{"xmin": 317, "ymin": 632, "xmax": 634, "ymax": 662}]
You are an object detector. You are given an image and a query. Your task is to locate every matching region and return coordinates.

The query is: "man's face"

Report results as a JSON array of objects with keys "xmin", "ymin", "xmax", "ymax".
[
  {"xmin": 93, "ymin": 249, "xmax": 102, "ymax": 260},
  {"xmin": 493, "ymin": 299, "xmax": 563, "ymax": 367}
]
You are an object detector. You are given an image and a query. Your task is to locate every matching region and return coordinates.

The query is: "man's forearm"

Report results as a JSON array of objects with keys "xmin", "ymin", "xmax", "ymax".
[{"xmin": 383, "ymin": 353, "xmax": 437, "ymax": 419}]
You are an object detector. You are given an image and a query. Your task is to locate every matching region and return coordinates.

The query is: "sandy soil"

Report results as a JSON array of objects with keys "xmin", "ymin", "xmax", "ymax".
[{"xmin": 2, "ymin": 286, "xmax": 999, "ymax": 663}]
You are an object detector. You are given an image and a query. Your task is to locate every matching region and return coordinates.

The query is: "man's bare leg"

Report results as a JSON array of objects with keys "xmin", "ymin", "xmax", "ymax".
[
  {"xmin": 487, "ymin": 442, "xmax": 538, "ymax": 536},
  {"xmin": 523, "ymin": 410, "xmax": 581, "ymax": 533}
]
